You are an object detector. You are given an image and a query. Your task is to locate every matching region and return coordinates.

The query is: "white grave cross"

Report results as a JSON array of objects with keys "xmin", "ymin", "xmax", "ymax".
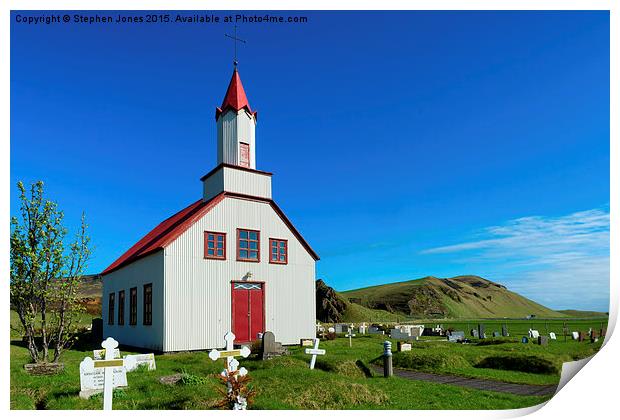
[
  {"xmin": 346, "ymin": 325, "xmax": 356, "ymax": 347},
  {"xmin": 305, "ymin": 338, "xmax": 326, "ymax": 369},
  {"xmin": 208, "ymin": 332, "xmax": 251, "ymax": 410},
  {"xmin": 80, "ymin": 337, "xmax": 127, "ymax": 410},
  {"xmin": 208, "ymin": 331, "xmax": 251, "ymax": 378}
]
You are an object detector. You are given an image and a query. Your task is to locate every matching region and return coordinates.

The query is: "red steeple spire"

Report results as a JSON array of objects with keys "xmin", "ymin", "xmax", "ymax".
[{"xmin": 215, "ymin": 68, "xmax": 256, "ymax": 120}]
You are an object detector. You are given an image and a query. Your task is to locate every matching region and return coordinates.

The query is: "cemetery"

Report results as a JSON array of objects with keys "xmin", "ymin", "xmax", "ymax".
[{"xmin": 10, "ymin": 315, "xmax": 607, "ymax": 410}]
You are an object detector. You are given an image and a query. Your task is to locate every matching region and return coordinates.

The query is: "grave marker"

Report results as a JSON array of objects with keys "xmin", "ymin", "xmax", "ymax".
[
  {"xmin": 528, "ymin": 329, "xmax": 540, "ymax": 339},
  {"xmin": 477, "ymin": 324, "xmax": 485, "ymax": 339},
  {"xmin": 521, "ymin": 336, "xmax": 528, "ymax": 344},
  {"xmin": 397, "ymin": 342, "xmax": 412, "ymax": 352},
  {"xmin": 572, "ymin": 331, "xmax": 579, "ymax": 340},
  {"xmin": 345, "ymin": 325, "xmax": 356, "ymax": 347},
  {"xmin": 502, "ymin": 324, "xmax": 509, "ymax": 337},
  {"xmin": 124, "ymin": 354, "xmax": 156, "ymax": 372},
  {"xmin": 549, "ymin": 332, "xmax": 557, "ymax": 340},
  {"xmin": 208, "ymin": 331, "xmax": 251, "ymax": 410},
  {"xmin": 305, "ymin": 338, "xmax": 326, "ymax": 369},
  {"xmin": 359, "ymin": 323, "xmax": 368, "ymax": 334},
  {"xmin": 538, "ymin": 336, "xmax": 549, "ymax": 346},
  {"xmin": 80, "ymin": 337, "xmax": 129, "ymax": 410}
]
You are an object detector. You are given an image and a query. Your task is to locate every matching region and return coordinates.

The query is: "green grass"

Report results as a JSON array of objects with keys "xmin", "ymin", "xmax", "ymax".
[
  {"xmin": 10, "ymin": 335, "xmax": 557, "ymax": 410},
  {"xmin": 11, "ymin": 313, "xmax": 606, "ymax": 410}
]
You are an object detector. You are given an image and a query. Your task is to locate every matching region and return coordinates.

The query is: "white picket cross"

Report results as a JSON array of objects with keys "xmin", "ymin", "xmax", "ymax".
[
  {"xmin": 346, "ymin": 325, "xmax": 356, "ymax": 347},
  {"xmin": 208, "ymin": 331, "xmax": 251, "ymax": 377},
  {"xmin": 208, "ymin": 331, "xmax": 251, "ymax": 410},
  {"xmin": 305, "ymin": 338, "xmax": 326, "ymax": 369},
  {"xmin": 80, "ymin": 337, "xmax": 127, "ymax": 410}
]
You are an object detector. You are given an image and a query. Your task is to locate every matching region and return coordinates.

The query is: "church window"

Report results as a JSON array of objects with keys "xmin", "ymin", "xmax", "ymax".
[
  {"xmin": 143, "ymin": 284, "xmax": 152, "ymax": 326},
  {"xmin": 118, "ymin": 290, "xmax": 125, "ymax": 325},
  {"xmin": 240, "ymin": 142, "xmax": 250, "ymax": 168},
  {"xmin": 269, "ymin": 238, "xmax": 288, "ymax": 264},
  {"xmin": 108, "ymin": 293, "xmax": 115, "ymax": 325},
  {"xmin": 204, "ymin": 231, "xmax": 226, "ymax": 259},
  {"xmin": 237, "ymin": 229, "xmax": 260, "ymax": 262},
  {"xmin": 129, "ymin": 287, "xmax": 137, "ymax": 325}
]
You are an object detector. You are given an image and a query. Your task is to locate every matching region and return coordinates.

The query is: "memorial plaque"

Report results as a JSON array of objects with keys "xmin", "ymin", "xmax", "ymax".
[{"xmin": 124, "ymin": 354, "xmax": 156, "ymax": 372}]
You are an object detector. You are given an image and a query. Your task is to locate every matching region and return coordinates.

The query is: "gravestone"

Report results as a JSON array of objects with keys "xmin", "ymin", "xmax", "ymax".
[
  {"xmin": 397, "ymin": 342, "xmax": 412, "ymax": 352},
  {"xmin": 477, "ymin": 324, "xmax": 485, "ymax": 339},
  {"xmin": 578, "ymin": 331, "xmax": 585, "ymax": 342},
  {"xmin": 124, "ymin": 354, "xmax": 156, "ymax": 372},
  {"xmin": 471, "ymin": 329, "xmax": 479, "ymax": 338},
  {"xmin": 572, "ymin": 331, "xmax": 579, "ymax": 340},
  {"xmin": 369, "ymin": 326, "xmax": 384, "ymax": 335},
  {"xmin": 91, "ymin": 318, "xmax": 103, "ymax": 343},
  {"xmin": 528, "ymin": 329, "xmax": 540, "ymax": 339},
  {"xmin": 590, "ymin": 330, "xmax": 599, "ymax": 343},
  {"xmin": 448, "ymin": 331, "xmax": 465, "ymax": 343},
  {"xmin": 261, "ymin": 331, "xmax": 288, "ymax": 360},
  {"xmin": 538, "ymin": 336, "xmax": 549, "ymax": 346},
  {"xmin": 359, "ymin": 323, "xmax": 368, "ymax": 334},
  {"xmin": 300, "ymin": 339, "xmax": 314, "ymax": 347},
  {"xmin": 492, "ymin": 331, "xmax": 500, "ymax": 338},
  {"xmin": 549, "ymin": 332, "xmax": 557, "ymax": 340},
  {"xmin": 334, "ymin": 323, "xmax": 349, "ymax": 334},
  {"xmin": 501, "ymin": 325, "xmax": 509, "ymax": 337},
  {"xmin": 521, "ymin": 336, "xmax": 529, "ymax": 344}
]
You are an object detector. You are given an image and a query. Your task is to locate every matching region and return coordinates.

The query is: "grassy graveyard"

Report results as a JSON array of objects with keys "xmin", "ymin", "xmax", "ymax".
[{"xmin": 10, "ymin": 316, "xmax": 606, "ymax": 410}]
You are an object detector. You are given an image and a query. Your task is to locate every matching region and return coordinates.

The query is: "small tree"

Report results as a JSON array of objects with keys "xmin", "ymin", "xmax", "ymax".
[{"xmin": 10, "ymin": 181, "xmax": 91, "ymax": 364}]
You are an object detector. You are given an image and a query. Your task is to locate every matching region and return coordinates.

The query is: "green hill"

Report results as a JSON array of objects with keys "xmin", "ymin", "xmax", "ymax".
[
  {"xmin": 557, "ymin": 309, "xmax": 608, "ymax": 318},
  {"xmin": 340, "ymin": 275, "xmax": 567, "ymax": 320}
]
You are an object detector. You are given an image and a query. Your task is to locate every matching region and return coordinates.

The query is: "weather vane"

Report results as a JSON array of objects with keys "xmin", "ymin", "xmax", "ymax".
[{"xmin": 225, "ymin": 25, "xmax": 246, "ymax": 67}]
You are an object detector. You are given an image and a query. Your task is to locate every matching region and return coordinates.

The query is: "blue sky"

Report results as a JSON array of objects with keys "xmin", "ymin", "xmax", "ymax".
[{"xmin": 11, "ymin": 11, "xmax": 609, "ymax": 311}]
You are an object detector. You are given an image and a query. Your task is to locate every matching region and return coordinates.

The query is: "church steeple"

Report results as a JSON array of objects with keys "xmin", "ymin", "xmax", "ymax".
[{"xmin": 215, "ymin": 68, "xmax": 257, "ymax": 169}]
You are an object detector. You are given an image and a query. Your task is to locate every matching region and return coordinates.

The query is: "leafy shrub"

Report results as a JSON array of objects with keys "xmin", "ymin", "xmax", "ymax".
[
  {"xmin": 475, "ymin": 355, "xmax": 558, "ymax": 374},
  {"xmin": 179, "ymin": 369, "xmax": 209, "ymax": 385}
]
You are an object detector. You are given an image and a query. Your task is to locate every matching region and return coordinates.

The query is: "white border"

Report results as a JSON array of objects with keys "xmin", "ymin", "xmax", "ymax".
[{"xmin": 2, "ymin": 2, "xmax": 616, "ymax": 420}]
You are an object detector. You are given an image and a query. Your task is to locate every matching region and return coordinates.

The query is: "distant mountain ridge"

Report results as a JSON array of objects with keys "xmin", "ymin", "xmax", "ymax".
[{"xmin": 317, "ymin": 275, "xmax": 570, "ymax": 322}]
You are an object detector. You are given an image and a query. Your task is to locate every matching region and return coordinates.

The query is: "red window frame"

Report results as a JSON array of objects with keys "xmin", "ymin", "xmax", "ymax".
[
  {"xmin": 129, "ymin": 287, "xmax": 137, "ymax": 326},
  {"xmin": 143, "ymin": 283, "xmax": 152, "ymax": 326},
  {"xmin": 108, "ymin": 293, "xmax": 115, "ymax": 325},
  {"xmin": 118, "ymin": 290, "xmax": 125, "ymax": 326},
  {"xmin": 269, "ymin": 238, "xmax": 288, "ymax": 265},
  {"xmin": 204, "ymin": 231, "xmax": 226, "ymax": 260},
  {"xmin": 237, "ymin": 228, "xmax": 260, "ymax": 262}
]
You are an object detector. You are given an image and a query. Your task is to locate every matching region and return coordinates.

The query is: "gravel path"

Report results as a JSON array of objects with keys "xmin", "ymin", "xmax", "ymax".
[{"xmin": 374, "ymin": 366, "xmax": 558, "ymax": 396}]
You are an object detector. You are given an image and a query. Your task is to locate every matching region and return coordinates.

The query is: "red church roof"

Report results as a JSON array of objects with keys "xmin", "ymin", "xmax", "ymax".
[
  {"xmin": 102, "ymin": 192, "xmax": 319, "ymax": 276},
  {"xmin": 215, "ymin": 69, "xmax": 257, "ymax": 120}
]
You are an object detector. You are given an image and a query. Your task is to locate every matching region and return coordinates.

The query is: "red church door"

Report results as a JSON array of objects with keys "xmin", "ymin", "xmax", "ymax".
[{"xmin": 231, "ymin": 282, "xmax": 264, "ymax": 343}]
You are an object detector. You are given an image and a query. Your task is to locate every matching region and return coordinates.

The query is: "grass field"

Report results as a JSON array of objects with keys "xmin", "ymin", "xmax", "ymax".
[{"xmin": 10, "ymin": 312, "xmax": 607, "ymax": 410}]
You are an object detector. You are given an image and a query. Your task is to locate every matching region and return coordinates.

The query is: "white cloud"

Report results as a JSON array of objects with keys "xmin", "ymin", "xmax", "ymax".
[{"xmin": 422, "ymin": 208, "xmax": 609, "ymax": 311}]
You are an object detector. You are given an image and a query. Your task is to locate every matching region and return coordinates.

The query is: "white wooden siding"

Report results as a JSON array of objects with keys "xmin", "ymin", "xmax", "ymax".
[
  {"xmin": 216, "ymin": 110, "xmax": 256, "ymax": 168},
  {"xmin": 101, "ymin": 251, "xmax": 165, "ymax": 351},
  {"xmin": 163, "ymin": 196, "xmax": 315, "ymax": 351},
  {"xmin": 203, "ymin": 166, "xmax": 272, "ymax": 201}
]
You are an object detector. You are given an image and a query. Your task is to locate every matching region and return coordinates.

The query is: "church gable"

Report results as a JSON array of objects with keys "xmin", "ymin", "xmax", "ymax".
[{"xmin": 165, "ymin": 194, "xmax": 318, "ymax": 263}]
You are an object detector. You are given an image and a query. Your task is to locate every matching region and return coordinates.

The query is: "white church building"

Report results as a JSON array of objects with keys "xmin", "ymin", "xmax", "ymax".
[{"xmin": 101, "ymin": 68, "xmax": 319, "ymax": 352}]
